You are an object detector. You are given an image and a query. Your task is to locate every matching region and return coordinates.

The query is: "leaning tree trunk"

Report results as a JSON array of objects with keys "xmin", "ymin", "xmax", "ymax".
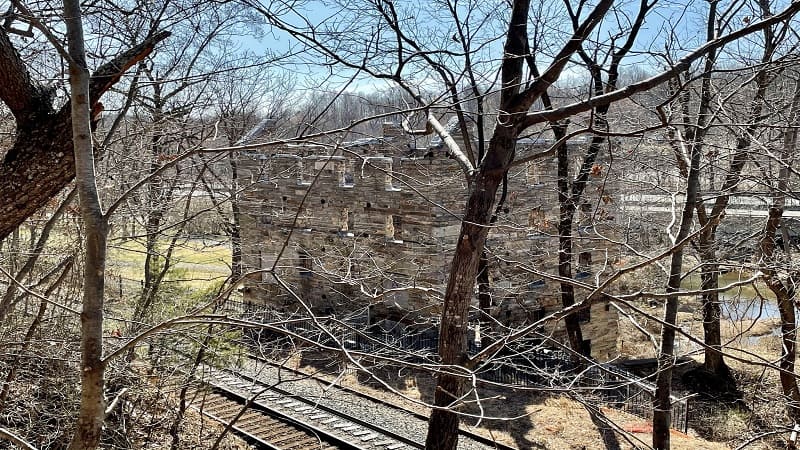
[
  {"xmin": 64, "ymin": 2, "xmax": 110, "ymax": 448},
  {"xmin": 423, "ymin": 0, "xmax": 614, "ymax": 447},
  {"xmin": 424, "ymin": 130, "xmax": 513, "ymax": 450},
  {"xmin": 0, "ymin": 28, "xmax": 168, "ymax": 241}
]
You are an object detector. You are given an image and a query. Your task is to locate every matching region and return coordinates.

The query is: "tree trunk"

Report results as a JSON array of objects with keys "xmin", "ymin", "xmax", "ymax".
[
  {"xmin": 476, "ymin": 251, "xmax": 492, "ymax": 348},
  {"xmin": 64, "ymin": 2, "xmax": 109, "ymax": 448},
  {"xmin": 759, "ymin": 208, "xmax": 800, "ymax": 423},
  {"xmin": 0, "ymin": 29, "xmax": 168, "ymax": 241},
  {"xmin": 694, "ymin": 2, "xmax": 776, "ymax": 376},
  {"xmin": 230, "ymin": 152, "xmax": 243, "ymax": 279},
  {"xmin": 754, "ymin": 73, "xmax": 800, "ymax": 425},
  {"xmin": 423, "ymin": 0, "xmax": 615, "ymax": 446},
  {"xmin": 0, "ymin": 113, "xmax": 76, "ymax": 240},
  {"xmin": 654, "ymin": 5, "xmax": 720, "ymax": 446},
  {"xmin": 652, "ymin": 118, "xmax": 703, "ymax": 450},
  {"xmin": 131, "ymin": 103, "xmax": 181, "ymax": 336},
  {"xmin": 556, "ymin": 135, "xmax": 585, "ymax": 356},
  {"xmin": 770, "ymin": 275, "xmax": 800, "ymax": 422},
  {"xmin": 699, "ymin": 247, "xmax": 728, "ymax": 378},
  {"xmin": 424, "ymin": 127, "xmax": 515, "ymax": 450}
]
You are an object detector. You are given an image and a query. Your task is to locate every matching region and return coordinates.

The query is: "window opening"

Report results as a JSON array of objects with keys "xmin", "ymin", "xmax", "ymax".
[
  {"xmin": 298, "ymin": 250, "xmax": 313, "ymax": 277},
  {"xmin": 526, "ymin": 163, "xmax": 543, "ymax": 185},
  {"xmin": 577, "ymin": 306, "xmax": 590, "ymax": 323}
]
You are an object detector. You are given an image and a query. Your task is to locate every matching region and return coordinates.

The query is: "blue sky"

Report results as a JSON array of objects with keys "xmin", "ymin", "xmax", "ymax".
[{"xmin": 235, "ymin": 0, "xmax": 731, "ymax": 97}]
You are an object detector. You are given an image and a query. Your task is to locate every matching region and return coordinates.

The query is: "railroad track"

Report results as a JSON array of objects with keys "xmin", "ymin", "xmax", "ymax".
[
  {"xmin": 171, "ymin": 342, "xmax": 517, "ymax": 449},
  {"xmin": 186, "ymin": 387, "xmax": 344, "ymax": 450},
  {"xmin": 238, "ymin": 353, "xmax": 517, "ymax": 450},
  {"xmin": 192, "ymin": 366, "xmax": 425, "ymax": 450}
]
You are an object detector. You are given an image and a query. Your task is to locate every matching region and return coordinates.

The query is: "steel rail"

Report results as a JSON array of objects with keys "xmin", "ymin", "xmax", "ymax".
[{"xmin": 233, "ymin": 352, "xmax": 518, "ymax": 450}]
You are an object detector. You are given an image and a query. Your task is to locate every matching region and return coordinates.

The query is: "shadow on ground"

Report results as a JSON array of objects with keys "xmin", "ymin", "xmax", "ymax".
[{"xmin": 293, "ymin": 349, "xmax": 558, "ymax": 449}]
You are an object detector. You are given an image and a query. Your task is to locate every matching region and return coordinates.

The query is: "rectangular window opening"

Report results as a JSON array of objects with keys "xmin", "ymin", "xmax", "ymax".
[
  {"xmin": 577, "ymin": 306, "xmax": 591, "ymax": 323},
  {"xmin": 298, "ymin": 250, "xmax": 313, "ymax": 277},
  {"xmin": 580, "ymin": 339, "xmax": 592, "ymax": 356}
]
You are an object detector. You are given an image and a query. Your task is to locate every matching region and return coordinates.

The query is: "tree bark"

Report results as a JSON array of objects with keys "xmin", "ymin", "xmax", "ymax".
[
  {"xmin": 754, "ymin": 73, "xmax": 800, "ymax": 424},
  {"xmin": 654, "ymin": 6, "xmax": 721, "ymax": 445},
  {"xmin": 698, "ymin": 255, "xmax": 727, "ymax": 377},
  {"xmin": 553, "ymin": 0, "xmax": 651, "ymax": 357},
  {"xmin": 63, "ymin": 2, "xmax": 110, "ymax": 448},
  {"xmin": 476, "ymin": 251, "xmax": 492, "ymax": 347},
  {"xmin": 759, "ymin": 206, "xmax": 800, "ymax": 423},
  {"xmin": 768, "ymin": 272, "xmax": 800, "ymax": 422},
  {"xmin": 0, "ymin": 27, "xmax": 168, "ymax": 241},
  {"xmin": 423, "ymin": 1, "xmax": 614, "ymax": 447},
  {"xmin": 230, "ymin": 153, "xmax": 244, "ymax": 279},
  {"xmin": 556, "ymin": 126, "xmax": 586, "ymax": 356},
  {"xmin": 652, "ymin": 135, "xmax": 702, "ymax": 449},
  {"xmin": 694, "ymin": 0, "xmax": 776, "ymax": 378},
  {"xmin": 425, "ymin": 128, "xmax": 513, "ymax": 450}
]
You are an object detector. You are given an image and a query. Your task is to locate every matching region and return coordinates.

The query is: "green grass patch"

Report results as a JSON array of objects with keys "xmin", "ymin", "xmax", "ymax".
[
  {"xmin": 683, "ymin": 270, "xmax": 775, "ymax": 302},
  {"xmin": 107, "ymin": 237, "xmax": 231, "ymax": 290}
]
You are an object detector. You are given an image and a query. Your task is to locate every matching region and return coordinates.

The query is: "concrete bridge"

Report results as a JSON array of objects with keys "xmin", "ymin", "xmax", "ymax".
[{"xmin": 620, "ymin": 193, "xmax": 800, "ymax": 218}]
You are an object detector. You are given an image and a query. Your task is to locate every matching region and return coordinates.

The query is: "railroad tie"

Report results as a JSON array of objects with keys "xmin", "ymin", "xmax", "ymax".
[{"xmin": 269, "ymin": 430, "xmax": 311, "ymax": 445}]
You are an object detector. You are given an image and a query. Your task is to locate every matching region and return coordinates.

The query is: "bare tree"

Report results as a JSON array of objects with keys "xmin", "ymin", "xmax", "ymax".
[
  {"xmin": 241, "ymin": 1, "xmax": 800, "ymax": 449},
  {"xmin": 63, "ymin": 0, "xmax": 108, "ymax": 446},
  {"xmin": 0, "ymin": 9, "xmax": 168, "ymax": 239},
  {"xmin": 4, "ymin": 0, "xmax": 800, "ymax": 448},
  {"xmin": 753, "ymin": 69, "xmax": 800, "ymax": 424},
  {"xmin": 211, "ymin": 66, "xmax": 295, "ymax": 279}
]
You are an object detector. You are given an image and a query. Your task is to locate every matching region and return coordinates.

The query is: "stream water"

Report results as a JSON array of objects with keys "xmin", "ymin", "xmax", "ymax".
[
  {"xmin": 723, "ymin": 296, "xmax": 780, "ymax": 321},
  {"xmin": 721, "ymin": 295, "xmax": 782, "ymax": 346}
]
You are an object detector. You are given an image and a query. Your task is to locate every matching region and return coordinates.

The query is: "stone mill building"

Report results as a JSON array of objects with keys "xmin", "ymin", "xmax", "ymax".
[{"xmin": 237, "ymin": 121, "xmax": 620, "ymax": 361}]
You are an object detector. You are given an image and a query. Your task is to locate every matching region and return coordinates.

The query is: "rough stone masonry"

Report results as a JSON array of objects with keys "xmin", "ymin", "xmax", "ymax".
[{"xmin": 237, "ymin": 122, "xmax": 620, "ymax": 361}]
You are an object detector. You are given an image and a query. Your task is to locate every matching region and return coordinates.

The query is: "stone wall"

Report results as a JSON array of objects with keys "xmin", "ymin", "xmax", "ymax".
[{"xmin": 238, "ymin": 124, "xmax": 621, "ymax": 361}]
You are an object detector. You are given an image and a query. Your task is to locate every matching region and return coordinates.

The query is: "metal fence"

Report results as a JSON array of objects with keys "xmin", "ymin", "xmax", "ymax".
[
  {"xmin": 580, "ymin": 363, "xmax": 689, "ymax": 432},
  {"xmin": 220, "ymin": 300, "xmax": 688, "ymax": 432}
]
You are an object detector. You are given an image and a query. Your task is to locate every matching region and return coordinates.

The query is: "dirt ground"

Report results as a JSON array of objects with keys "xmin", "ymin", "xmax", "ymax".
[
  {"xmin": 251, "ymin": 287, "xmax": 796, "ymax": 450},
  {"xmin": 286, "ymin": 351, "xmax": 740, "ymax": 450}
]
